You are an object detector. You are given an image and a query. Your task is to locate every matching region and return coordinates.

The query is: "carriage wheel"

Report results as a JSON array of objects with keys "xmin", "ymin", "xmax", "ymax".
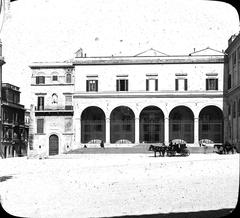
[{"xmin": 184, "ymin": 150, "xmax": 190, "ymax": 156}]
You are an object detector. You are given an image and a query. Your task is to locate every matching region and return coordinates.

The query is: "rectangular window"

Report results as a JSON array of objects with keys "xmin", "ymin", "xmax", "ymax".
[
  {"xmin": 228, "ymin": 74, "xmax": 232, "ymax": 89},
  {"xmin": 66, "ymin": 73, "xmax": 72, "ymax": 83},
  {"xmin": 52, "ymin": 75, "xmax": 58, "ymax": 81},
  {"xmin": 86, "ymin": 80, "xmax": 98, "ymax": 92},
  {"xmin": 36, "ymin": 76, "xmax": 45, "ymax": 84},
  {"xmin": 206, "ymin": 78, "xmax": 218, "ymax": 90},
  {"xmin": 175, "ymin": 78, "xmax": 187, "ymax": 91},
  {"xmin": 37, "ymin": 119, "xmax": 44, "ymax": 133},
  {"xmin": 238, "ymin": 100, "xmax": 240, "ymax": 117},
  {"xmin": 233, "ymin": 102, "xmax": 236, "ymax": 118},
  {"xmin": 146, "ymin": 79, "xmax": 158, "ymax": 91},
  {"xmin": 65, "ymin": 118, "xmax": 72, "ymax": 132},
  {"xmin": 65, "ymin": 96, "xmax": 73, "ymax": 110},
  {"xmin": 37, "ymin": 96, "xmax": 44, "ymax": 110},
  {"xmin": 116, "ymin": 79, "xmax": 128, "ymax": 91}
]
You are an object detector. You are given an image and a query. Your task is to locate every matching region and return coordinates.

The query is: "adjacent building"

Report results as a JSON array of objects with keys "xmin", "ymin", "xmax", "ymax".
[
  {"xmin": 223, "ymin": 33, "xmax": 240, "ymax": 152},
  {"xmin": 30, "ymin": 47, "xmax": 225, "ymax": 155},
  {"xmin": 1, "ymin": 83, "xmax": 29, "ymax": 158}
]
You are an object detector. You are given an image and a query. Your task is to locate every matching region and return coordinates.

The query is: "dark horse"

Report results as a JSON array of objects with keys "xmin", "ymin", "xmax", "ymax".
[
  {"xmin": 148, "ymin": 144, "xmax": 167, "ymax": 157},
  {"xmin": 214, "ymin": 141, "xmax": 236, "ymax": 154}
]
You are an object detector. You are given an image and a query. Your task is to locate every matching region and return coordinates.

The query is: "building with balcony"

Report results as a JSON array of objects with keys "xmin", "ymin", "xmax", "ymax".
[
  {"xmin": 223, "ymin": 33, "xmax": 240, "ymax": 151},
  {"xmin": 30, "ymin": 47, "xmax": 225, "ymax": 155},
  {"xmin": 1, "ymin": 83, "xmax": 29, "ymax": 158}
]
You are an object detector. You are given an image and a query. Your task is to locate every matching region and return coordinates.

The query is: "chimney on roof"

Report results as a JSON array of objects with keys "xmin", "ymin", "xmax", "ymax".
[
  {"xmin": 75, "ymin": 48, "xmax": 83, "ymax": 58},
  {"xmin": 228, "ymin": 34, "xmax": 237, "ymax": 46},
  {"xmin": 194, "ymin": 48, "xmax": 196, "ymax": 52}
]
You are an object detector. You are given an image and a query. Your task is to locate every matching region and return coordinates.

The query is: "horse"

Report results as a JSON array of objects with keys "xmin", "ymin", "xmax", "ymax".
[
  {"xmin": 148, "ymin": 144, "xmax": 166, "ymax": 157},
  {"xmin": 223, "ymin": 141, "xmax": 236, "ymax": 154}
]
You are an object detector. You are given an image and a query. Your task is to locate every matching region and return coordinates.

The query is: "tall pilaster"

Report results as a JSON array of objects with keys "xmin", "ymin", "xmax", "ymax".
[
  {"xmin": 135, "ymin": 117, "xmax": 139, "ymax": 144},
  {"xmin": 74, "ymin": 117, "xmax": 81, "ymax": 149},
  {"xmin": 106, "ymin": 118, "xmax": 110, "ymax": 145},
  {"xmin": 194, "ymin": 117, "xmax": 199, "ymax": 146},
  {"xmin": 164, "ymin": 117, "xmax": 169, "ymax": 145}
]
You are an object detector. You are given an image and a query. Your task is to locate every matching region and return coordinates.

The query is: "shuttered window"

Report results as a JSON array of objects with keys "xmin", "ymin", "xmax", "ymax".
[
  {"xmin": 86, "ymin": 80, "xmax": 98, "ymax": 91},
  {"xmin": 206, "ymin": 79, "xmax": 218, "ymax": 90},
  {"xmin": 37, "ymin": 96, "xmax": 44, "ymax": 110},
  {"xmin": 36, "ymin": 76, "xmax": 45, "ymax": 84},
  {"xmin": 116, "ymin": 79, "xmax": 128, "ymax": 91},
  {"xmin": 37, "ymin": 119, "xmax": 44, "ymax": 133},
  {"xmin": 175, "ymin": 79, "xmax": 179, "ymax": 91}
]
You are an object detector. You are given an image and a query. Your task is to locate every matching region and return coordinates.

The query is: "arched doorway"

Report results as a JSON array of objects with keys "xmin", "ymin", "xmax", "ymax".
[
  {"xmin": 110, "ymin": 106, "xmax": 135, "ymax": 143},
  {"xmin": 140, "ymin": 106, "xmax": 164, "ymax": 143},
  {"xmin": 169, "ymin": 106, "xmax": 194, "ymax": 143},
  {"xmin": 81, "ymin": 106, "xmax": 106, "ymax": 143},
  {"xmin": 199, "ymin": 106, "xmax": 223, "ymax": 143},
  {"xmin": 49, "ymin": 134, "xmax": 59, "ymax": 155}
]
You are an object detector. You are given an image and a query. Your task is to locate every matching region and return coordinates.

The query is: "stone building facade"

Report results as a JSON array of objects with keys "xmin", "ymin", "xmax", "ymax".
[
  {"xmin": 30, "ymin": 48, "xmax": 225, "ymax": 155},
  {"xmin": 1, "ymin": 83, "xmax": 29, "ymax": 158},
  {"xmin": 223, "ymin": 33, "xmax": 240, "ymax": 151}
]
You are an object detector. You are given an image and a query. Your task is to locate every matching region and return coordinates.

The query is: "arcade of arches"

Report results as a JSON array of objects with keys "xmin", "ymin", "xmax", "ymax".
[{"xmin": 80, "ymin": 105, "xmax": 223, "ymax": 145}]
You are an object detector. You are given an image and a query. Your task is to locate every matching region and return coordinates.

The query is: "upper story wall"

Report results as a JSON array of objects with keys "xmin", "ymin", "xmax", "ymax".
[
  {"xmin": 224, "ymin": 33, "xmax": 240, "ymax": 92},
  {"xmin": 30, "ymin": 64, "xmax": 74, "ymax": 110},
  {"xmin": 73, "ymin": 55, "xmax": 224, "ymax": 94}
]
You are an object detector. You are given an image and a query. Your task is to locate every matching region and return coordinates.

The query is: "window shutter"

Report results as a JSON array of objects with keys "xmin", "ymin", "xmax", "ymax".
[
  {"xmin": 184, "ymin": 79, "xmax": 188, "ymax": 91},
  {"xmin": 126, "ymin": 80, "xmax": 128, "ymax": 91},
  {"xmin": 36, "ymin": 77, "xmax": 39, "ymax": 84},
  {"xmin": 155, "ymin": 79, "xmax": 158, "ymax": 91},
  {"xmin": 206, "ymin": 79, "xmax": 208, "ymax": 90},
  {"xmin": 96, "ymin": 80, "xmax": 98, "ymax": 91},
  {"xmin": 37, "ymin": 119, "xmax": 44, "ymax": 133},
  {"xmin": 42, "ymin": 76, "xmax": 45, "ymax": 84},
  {"xmin": 216, "ymin": 79, "xmax": 218, "ymax": 90},
  {"xmin": 175, "ymin": 79, "xmax": 178, "ymax": 91},
  {"xmin": 116, "ymin": 80, "xmax": 119, "ymax": 91},
  {"xmin": 146, "ymin": 79, "xmax": 149, "ymax": 91},
  {"xmin": 86, "ymin": 80, "xmax": 89, "ymax": 92}
]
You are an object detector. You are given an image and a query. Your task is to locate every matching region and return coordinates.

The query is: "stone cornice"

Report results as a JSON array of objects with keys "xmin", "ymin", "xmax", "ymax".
[{"xmin": 73, "ymin": 91, "xmax": 223, "ymax": 99}]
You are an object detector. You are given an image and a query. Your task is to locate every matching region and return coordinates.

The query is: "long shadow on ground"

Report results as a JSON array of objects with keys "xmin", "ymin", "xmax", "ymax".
[
  {"xmin": 107, "ymin": 208, "xmax": 236, "ymax": 218},
  {"xmin": 0, "ymin": 176, "xmax": 13, "ymax": 182}
]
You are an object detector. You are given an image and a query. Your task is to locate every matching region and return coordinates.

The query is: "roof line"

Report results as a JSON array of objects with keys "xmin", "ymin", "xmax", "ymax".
[
  {"xmin": 189, "ymin": 47, "xmax": 226, "ymax": 55},
  {"xmin": 134, "ymin": 48, "xmax": 169, "ymax": 57}
]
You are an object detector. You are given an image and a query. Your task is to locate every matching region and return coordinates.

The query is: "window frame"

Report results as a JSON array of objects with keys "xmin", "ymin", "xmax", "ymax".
[
  {"xmin": 86, "ymin": 80, "xmax": 98, "ymax": 92},
  {"xmin": 116, "ymin": 79, "xmax": 128, "ymax": 91},
  {"xmin": 206, "ymin": 78, "xmax": 218, "ymax": 91},
  {"xmin": 37, "ymin": 118, "xmax": 44, "ymax": 134},
  {"xmin": 36, "ymin": 76, "xmax": 45, "ymax": 84}
]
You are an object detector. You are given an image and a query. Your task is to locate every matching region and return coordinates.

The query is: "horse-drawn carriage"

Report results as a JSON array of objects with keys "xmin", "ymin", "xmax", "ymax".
[
  {"xmin": 148, "ymin": 139, "xmax": 190, "ymax": 157},
  {"xmin": 213, "ymin": 141, "xmax": 236, "ymax": 154}
]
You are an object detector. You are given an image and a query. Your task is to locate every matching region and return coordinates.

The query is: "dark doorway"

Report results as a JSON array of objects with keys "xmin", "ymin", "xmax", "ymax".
[
  {"xmin": 140, "ymin": 106, "xmax": 164, "ymax": 143},
  {"xmin": 49, "ymin": 134, "xmax": 59, "ymax": 155}
]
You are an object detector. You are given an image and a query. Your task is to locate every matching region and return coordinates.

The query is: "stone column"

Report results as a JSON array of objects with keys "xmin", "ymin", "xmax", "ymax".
[
  {"xmin": 135, "ymin": 117, "xmax": 139, "ymax": 144},
  {"xmin": 164, "ymin": 117, "xmax": 169, "ymax": 145},
  {"xmin": 194, "ymin": 117, "xmax": 199, "ymax": 146},
  {"xmin": 74, "ymin": 117, "xmax": 81, "ymax": 149},
  {"xmin": 106, "ymin": 118, "xmax": 110, "ymax": 145}
]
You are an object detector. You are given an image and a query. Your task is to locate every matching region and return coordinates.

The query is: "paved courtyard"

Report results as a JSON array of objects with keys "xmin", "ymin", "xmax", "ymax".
[{"xmin": 0, "ymin": 153, "xmax": 239, "ymax": 218}]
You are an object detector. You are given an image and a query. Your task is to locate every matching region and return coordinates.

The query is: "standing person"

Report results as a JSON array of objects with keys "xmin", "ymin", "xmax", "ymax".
[{"xmin": 100, "ymin": 140, "xmax": 105, "ymax": 149}]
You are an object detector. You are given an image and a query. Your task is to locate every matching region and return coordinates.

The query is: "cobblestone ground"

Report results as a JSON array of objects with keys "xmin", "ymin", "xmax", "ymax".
[{"xmin": 0, "ymin": 153, "xmax": 239, "ymax": 218}]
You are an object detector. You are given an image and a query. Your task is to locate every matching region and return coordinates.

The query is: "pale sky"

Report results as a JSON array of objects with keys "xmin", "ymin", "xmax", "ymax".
[{"xmin": 0, "ymin": 0, "xmax": 239, "ymax": 108}]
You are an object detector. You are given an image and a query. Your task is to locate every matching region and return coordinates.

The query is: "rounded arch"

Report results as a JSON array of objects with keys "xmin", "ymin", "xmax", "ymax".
[
  {"xmin": 139, "ymin": 106, "xmax": 165, "ymax": 143},
  {"xmin": 81, "ymin": 106, "xmax": 106, "ymax": 143},
  {"xmin": 110, "ymin": 106, "xmax": 135, "ymax": 143},
  {"xmin": 49, "ymin": 134, "xmax": 59, "ymax": 156},
  {"xmin": 169, "ymin": 106, "xmax": 194, "ymax": 143},
  {"xmin": 199, "ymin": 105, "xmax": 223, "ymax": 143}
]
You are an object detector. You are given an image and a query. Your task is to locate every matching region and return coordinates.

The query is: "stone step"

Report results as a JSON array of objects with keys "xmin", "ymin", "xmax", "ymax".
[{"xmin": 66, "ymin": 146, "xmax": 215, "ymax": 154}]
